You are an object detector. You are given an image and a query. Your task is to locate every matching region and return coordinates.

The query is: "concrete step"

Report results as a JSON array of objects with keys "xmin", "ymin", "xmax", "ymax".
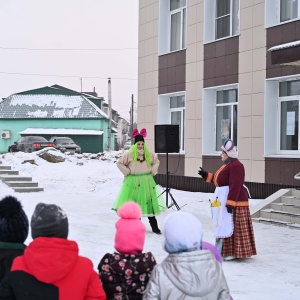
[
  {"xmin": 0, "ymin": 163, "xmax": 44, "ymax": 193},
  {"xmin": 0, "ymin": 170, "xmax": 19, "ymax": 175},
  {"xmin": 286, "ymin": 189, "xmax": 300, "ymax": 197},
  {"xmin": 13, "ymin": 187, "xmax": 44, "ymax": 193},
  {"xmin": 6, "ymin": 181, "xmax": 39, "ymax": 187},
  {"xmin": 280, "ymin": 196, "xmax": 300, "ymax": 206},
  {"xmin": 260, "ymin": 209, "xmax": 300, "ymax": 225},
  {"xmin": 0, "ymin": 166, "xmax": 11, "ymax": 170},
  {"xmin": 271, "ymin": 203, "xmax": 300, "ymax": 214},
  {"xmin": 252, "ymin": 217, "xmax": 300, "ymax": 230},
  {"xmin": 0, "ymin": 175, "xmax": 32, "ymax": 182}
]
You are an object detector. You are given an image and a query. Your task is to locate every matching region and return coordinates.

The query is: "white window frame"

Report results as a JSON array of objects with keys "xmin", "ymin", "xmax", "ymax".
[
  {"xmin": 265, "ymin": 76, "xmax": 300, "ymax": 157},
  {"xmin": 204, "ymin": 0, "xmax": 240, "ymax": 44},
  {"xmin": 159, "ymin": 0, "xmax": 187, "ymax": 55},
  {"xmin": 278, "ymin": 95, "xmax": 300, "ymax": 153},
  {"xmin": 170, "ymin": 3, "xmax": 186, "ymax": 52},
  {"xmin": 158, "ymin": 91, "xmax": 186, "ymax": 153},
  {"xmin": 202, "ymin": 84, "xmax": 238, "ymax": 155},
  {"xmin": 265, "ymin": 0, "xmax": 300, "ymax": 28}
]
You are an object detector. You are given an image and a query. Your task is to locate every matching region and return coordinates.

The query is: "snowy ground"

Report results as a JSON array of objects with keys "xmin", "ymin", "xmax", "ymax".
[{"xmin": 0, "ymin": 150, "xmax": 299, "ymax": 300}]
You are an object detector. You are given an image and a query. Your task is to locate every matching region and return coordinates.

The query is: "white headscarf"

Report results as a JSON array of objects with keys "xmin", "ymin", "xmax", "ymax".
[{"xmin": 221, "ymin": 139, "xmax": 238, "ymax": 158}]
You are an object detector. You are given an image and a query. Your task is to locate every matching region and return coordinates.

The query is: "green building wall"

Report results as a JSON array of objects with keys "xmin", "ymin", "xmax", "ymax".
[{"xmin": 0, "ymin": 119, "xmax": 113, "ymax": 154}]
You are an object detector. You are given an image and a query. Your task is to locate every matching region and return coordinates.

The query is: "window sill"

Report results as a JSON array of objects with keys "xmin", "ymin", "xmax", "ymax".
[
  {"xmin": 158, "ymin": 48, "xmax": 186, "ymax": 57},
  {"xmin": 204, "ymin": 34, "xmax": 240, "ymax": 45},
  {"xmin": 265, "ymin": 17, "xmax": 300, "ymax": 29},
  {"xmin": 265, "ymin": 154, "xmax": 300, "ymax": 158}
]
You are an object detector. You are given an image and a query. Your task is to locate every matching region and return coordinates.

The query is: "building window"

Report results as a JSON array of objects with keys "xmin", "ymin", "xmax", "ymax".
[
  {"xmin": 280, "ymin": 0, "xmax": 298, "ymax": 22},
  {"xmin": 216, "ymin": 0, "xmax": 230, "ymax": 39},
  {"xmin": 216, "ymin": 89, "xmax": 238, "ymax": 150},
  {"xmin": 279, "ymin": 81, "xmax": 300, "ymax": 151},
  {"xmin": 159, "ymin": 0, "xmax": 187, "ymax": 55},
  {"xmin": 170, "ymin": 0, "xmax": 186, "ymax": 51},
  {"xmin": 204, "ymin": 0, "xmax": 239, "ymax": 43},
  {"xmin": 266, "ymin": 0, "xmax": 300, "ymax": 27},
  {"xmin": 158, "ymin": 92, "xmax": 186, "ymax": 152},
  {"xmin": 265, "ymin": 78, "xmax": 300, "ymax": 156},
  {"xmin": 202, "ymin": 85, "xmax": 238, "ymax": 154},
  {"xmin": 170, "ymin": 95, "xmax": 185, "ymax": 151}
]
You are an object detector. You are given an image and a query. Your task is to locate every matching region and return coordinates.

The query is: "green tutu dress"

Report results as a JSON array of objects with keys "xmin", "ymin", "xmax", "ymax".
[{"xmin": 113, "ymin": 172, "xmax": 166, "ymax": 216}]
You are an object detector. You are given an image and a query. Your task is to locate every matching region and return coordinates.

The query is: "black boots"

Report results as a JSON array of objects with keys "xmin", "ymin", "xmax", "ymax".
[{"xmin": 148, "ymin": 216, "xmax": 161, "ymax": 234}]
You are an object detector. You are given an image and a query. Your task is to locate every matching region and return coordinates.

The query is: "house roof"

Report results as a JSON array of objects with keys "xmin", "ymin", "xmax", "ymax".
[
  {"xmin": 0, "ymin": 87, "xmax": 108, "ymax": 119},
  {"xmin": 19, "ymin": 128, "xmax": 104, "ymax": 136}
]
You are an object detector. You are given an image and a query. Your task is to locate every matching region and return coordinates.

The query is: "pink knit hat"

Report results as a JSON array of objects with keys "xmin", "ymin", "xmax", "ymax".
[{"xmin": 114, "ymin": 202, "xmax": 146, "ymax": 254}]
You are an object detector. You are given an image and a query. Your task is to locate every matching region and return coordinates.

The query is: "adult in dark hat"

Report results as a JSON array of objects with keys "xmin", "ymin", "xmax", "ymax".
[
  {"xmin": 112, "ymin": 128, "xmax": 166, "ymax": 234},
  {"xmin": 0, "ymin": 203, "xmax": 106, "ymax": 300},
  {"xmin": 198, "ymin": 139, "xmax": 256, "ymax": 261},
  {"xmin": 0, "ymin": 195, "xmax": 29, "ymax": 281}
]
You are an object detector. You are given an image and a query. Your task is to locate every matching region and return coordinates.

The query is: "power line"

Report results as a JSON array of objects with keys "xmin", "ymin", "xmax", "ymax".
[
  {"xmin": 0, "ymin": 46, "xmax": 138, "ymax": 51},
  {"xmin": 0, "ymin": 71, "xmax": 137, "ymax": 80}
]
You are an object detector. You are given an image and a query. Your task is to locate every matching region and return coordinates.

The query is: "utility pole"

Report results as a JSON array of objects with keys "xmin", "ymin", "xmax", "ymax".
[
  {"xmin": 108, "ymin": 78, "xmax": 112, "ymax": 151},
  {"xmin": 80, "ymin": 78, "xmax": 82, "ymax": 93},
  {"xmin": 131, "ymin": 94, "xmax": 134, "ymax": 144}
]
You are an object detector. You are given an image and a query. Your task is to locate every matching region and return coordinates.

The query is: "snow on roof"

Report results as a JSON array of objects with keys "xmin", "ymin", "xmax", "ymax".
[
  {"xmin": 19, "ymin": 128, "xmax": 104, "ymax": 136},
  {"xmin": 268, "ymin": 40, "xmax": 300, "ymax": 52},
  {"xmin": 0, "ymin": 94, "xmax": 108, "ymax": 119}
]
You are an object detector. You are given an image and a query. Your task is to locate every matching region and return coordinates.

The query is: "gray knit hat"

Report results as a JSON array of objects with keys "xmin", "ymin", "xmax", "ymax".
[
  {"xmin": 0, "ymin": 196, "xmax": 29, "ymax": 243},
  {"xmin": 31, "ymin": 203, "xmax": 68, "ymax": 239}
]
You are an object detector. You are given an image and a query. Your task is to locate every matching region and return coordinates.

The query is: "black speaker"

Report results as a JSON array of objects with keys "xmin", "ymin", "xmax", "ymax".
[{"xmin": 154, "ymin": 124, "xmax": 180, "ymax": 153}]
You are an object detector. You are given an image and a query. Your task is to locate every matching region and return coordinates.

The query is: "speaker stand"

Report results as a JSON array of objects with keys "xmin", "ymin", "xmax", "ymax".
[{"xmin": 159, "ymin": 152, "xmax": 180, "ymax": 210}]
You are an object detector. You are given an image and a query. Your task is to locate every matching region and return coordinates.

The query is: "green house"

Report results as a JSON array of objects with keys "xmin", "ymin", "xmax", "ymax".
[{"xmin": 0, "ymin": 86, "xmax": 114, "ymax": 154}]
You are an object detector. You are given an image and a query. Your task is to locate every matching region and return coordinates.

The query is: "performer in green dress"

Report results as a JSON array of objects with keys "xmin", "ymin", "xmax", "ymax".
[{"xmin": 113, "ymin": 128, "xmax": 166, "ymax": 234}]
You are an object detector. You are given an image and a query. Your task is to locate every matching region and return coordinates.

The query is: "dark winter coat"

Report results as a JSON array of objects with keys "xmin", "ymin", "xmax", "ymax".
[
  {"xmin": 98, "ymin": 252, "xmax": 156, "ymax": 300},
  {"xmin": 0, "ymin": 237, "xmax": 106, "ymax": 300},
  {"xmin": 0, "ymin": 242, "xmax": 26, "ymax": 282}
]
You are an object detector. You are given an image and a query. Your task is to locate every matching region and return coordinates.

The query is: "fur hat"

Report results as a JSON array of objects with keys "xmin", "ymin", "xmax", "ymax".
[
  {"xmin": 221, "ymin": 139, "xmax": 238, "ymax": 158},
  {"xmin": 132, "ymin": 128, "xmax": 147, "ymax": 144},
  {"xmin": 31, "ymin": 203, "xmax": 68, "ymax": 239},
  {"xmin": 163, "ymin": 211, "xmax": 203, "ymax": 254},
  {"xmin": 114, "ymin": 202, "xmax": 146, "ymax": 254},
  {"xmin": 0, "ymin": 196, "xmax": 29, "ymax": 243}
]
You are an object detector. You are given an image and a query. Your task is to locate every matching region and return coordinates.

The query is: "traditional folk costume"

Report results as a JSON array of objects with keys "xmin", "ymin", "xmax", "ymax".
[
  {"xmin": 112, "ymin": 128, "xmax": 166, "ymax": 234},
  {"xmin": 202, "ymin": 140, "xmax": 256, "ymax": 260}
]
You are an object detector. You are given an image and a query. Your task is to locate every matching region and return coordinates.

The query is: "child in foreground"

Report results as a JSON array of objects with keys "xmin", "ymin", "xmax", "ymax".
[{"xmin": 98, "ymin": 202, "xmax": 156, "ymax": 300}]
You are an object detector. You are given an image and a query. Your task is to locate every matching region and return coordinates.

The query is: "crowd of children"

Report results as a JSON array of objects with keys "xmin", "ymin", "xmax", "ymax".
[{"xmin": 0, "ymin": 195, "xmax": 232, "ymax": 300}]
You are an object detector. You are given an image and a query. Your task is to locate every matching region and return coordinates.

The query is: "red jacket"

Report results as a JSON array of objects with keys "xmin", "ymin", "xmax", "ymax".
[
  {"xmin": 1, "ymin": 237, "xmax": 106, "ymax": 300},
  {"xmin": 205, "ymin": 159, "xmax": 249, "ymax": 207}
]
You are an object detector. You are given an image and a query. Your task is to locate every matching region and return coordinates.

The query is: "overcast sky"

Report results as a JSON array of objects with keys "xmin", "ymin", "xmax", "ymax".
[{"xmin": 0, "ymin": 0, "xmax": 138, "ymax": 119}]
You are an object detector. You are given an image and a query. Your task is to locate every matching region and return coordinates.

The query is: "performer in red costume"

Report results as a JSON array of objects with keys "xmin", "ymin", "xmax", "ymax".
[{"xmin": 198, "ymin": 139, "xmax": 256, "ymax": 261}]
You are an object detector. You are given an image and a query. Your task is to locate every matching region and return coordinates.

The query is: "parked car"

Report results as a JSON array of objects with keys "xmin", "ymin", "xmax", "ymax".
[
  {"xmin": 49, "ymin": 137, "xmax": 81, "ymax": 154},
  {"xmin": 8, "ymin": 136, "xmax": 55, "ymax": 153},
  {"xmin": 123, "ymin": 140, "xmax": 132, "ymax": 150}
]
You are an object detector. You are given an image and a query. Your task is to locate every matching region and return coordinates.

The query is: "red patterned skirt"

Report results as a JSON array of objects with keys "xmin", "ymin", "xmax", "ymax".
[{"xmin": 222, "ymin": 206, "xmax": 257, "ymax": 258}]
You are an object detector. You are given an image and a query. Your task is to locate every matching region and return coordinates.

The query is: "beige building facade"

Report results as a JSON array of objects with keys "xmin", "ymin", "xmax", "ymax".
[{"xmin": 138, "ymin": 0, "xmax": 300, "ymax": 187}]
